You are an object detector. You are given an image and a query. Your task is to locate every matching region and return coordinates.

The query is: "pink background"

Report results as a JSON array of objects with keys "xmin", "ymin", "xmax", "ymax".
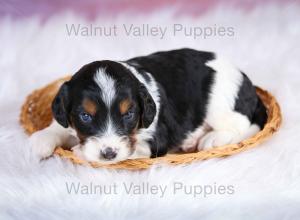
[{"xmin": 1, "ymin": 0, "xmax": 299, "ymax": 20}]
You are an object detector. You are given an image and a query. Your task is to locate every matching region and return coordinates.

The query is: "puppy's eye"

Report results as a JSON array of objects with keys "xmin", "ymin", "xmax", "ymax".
[
  {"xmin": 123, "ymin": 110, "xmax": 134, "ymax": 121},
  {"xmin": 79, "ymin": 112, "xmax": 92, "ymax": 123}
]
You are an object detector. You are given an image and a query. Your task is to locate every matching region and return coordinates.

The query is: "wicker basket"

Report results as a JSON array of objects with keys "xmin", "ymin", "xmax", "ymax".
[{"xmin": 20, "ymin": 76, "xmax": 282, "ymax": 170}]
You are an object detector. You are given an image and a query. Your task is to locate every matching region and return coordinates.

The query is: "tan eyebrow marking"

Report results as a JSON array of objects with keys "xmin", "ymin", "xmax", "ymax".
[
  {"xmin": 83, "ymin": 98, "xmax": 97, "ymax": 116},
  {"xmin": 119, "ymin": 99, "xmax": 131, "ymax": 115}
]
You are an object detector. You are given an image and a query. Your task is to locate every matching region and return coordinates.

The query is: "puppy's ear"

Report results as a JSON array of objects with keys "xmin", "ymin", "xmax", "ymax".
[
  {"xmin": 51, "ymin": 82, "xmax": 70, "ymax": 128},
  {"xmin": 138, "ymin": 84, "xmax": 156, "ymax": 128}
]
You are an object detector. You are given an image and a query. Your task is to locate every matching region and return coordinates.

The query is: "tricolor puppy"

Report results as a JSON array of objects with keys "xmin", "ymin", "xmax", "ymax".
[{"xmin": 30, "ymin": 48, "xmax": 267, "ymax": 164}]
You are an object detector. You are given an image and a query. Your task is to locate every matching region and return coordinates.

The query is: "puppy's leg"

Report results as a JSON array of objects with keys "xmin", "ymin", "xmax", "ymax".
[
  {"xmin": 197, "ymin": 112, "xmax": 259, "ymax": 150},
  {"xmin": 197, "ymin": 56, "xmax": 260, "ymax": 150},
  {"xmin": 29, "ymin": 120, "xmax": 78, "ymax": 159},
  {"xmin": 128, "ymin": 138, "xmax": 152, "ymax": 159},
  {"xmin": 180, "ymin": 125, "xmax": 209, "ymax": 153}
]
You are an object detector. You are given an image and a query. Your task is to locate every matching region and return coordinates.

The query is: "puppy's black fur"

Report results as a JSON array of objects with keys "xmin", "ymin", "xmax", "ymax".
[
  {"xmin": 127, "ymin": 49, "xmax": 216, "ymax": 156},
  {"xmin": 52, "ymin": 48, "xmax": 267, "ymax": 160}
]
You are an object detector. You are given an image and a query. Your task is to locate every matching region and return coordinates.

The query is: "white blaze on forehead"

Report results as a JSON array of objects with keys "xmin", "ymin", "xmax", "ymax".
[
  {"xmin": 103, "ymin": 116, "xmax": 116, "ymax": 136},
  {"xmin": 94, "ymin": 68, "xmax": 116, "ymax": 107}
]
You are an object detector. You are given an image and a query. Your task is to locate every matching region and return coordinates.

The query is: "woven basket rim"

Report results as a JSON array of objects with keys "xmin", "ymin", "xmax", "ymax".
[{"xmin": 20, "ymin": 76, "xmax": 282, "ymax": 170}]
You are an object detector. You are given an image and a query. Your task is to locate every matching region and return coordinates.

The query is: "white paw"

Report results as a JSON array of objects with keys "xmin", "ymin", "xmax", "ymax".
[
  {"xmin": 197, "ymin": 130, "xmax": 235, "ymax": 151},
  {"xmin": 72, "ymin": 145, "xmax": 85, "ymax": 160},
  {"xmin": 180, "ymin": 126, "xmax": 208, "ymax": 153},
  {"xmin": 181, "ymin": 137, "xmax": 198, "ymax": 153},
  {"xmin": 29, "ymin": 130, "xmax": 59, "ymax": 159}
]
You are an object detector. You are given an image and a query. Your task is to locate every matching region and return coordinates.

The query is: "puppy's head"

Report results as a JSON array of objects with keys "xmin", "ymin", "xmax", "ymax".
[{"xmin": 52, "ymin": 61, "xmax": 156, "ymax": 163}]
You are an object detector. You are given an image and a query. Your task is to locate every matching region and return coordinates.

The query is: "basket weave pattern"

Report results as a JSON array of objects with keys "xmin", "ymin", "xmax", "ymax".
[{"xmin": 20, "ymin": 76, "xmax": 282, "ymax": 170}]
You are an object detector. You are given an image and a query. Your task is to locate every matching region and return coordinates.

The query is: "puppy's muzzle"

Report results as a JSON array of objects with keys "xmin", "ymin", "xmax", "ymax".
[{"xmin": 100, "ymin": 147, "xmax": 117, "ymax": 160}]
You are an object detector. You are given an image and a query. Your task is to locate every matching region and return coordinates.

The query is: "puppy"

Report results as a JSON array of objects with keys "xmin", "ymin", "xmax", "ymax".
[{"xmin": 30, "ymin": 48, "xmax": 267, "ymax": 164}]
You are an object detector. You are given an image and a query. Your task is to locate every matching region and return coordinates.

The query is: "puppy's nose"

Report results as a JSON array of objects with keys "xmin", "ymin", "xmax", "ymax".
[{"xmin": 101, "ymin": 147, "xmax": 117, "ymax": 160}]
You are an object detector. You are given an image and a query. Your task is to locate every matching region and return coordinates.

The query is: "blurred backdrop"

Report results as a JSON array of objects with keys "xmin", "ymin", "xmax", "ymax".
[{"xmin": 1, "ymin": 0, "xmax": 298, "ymax": 19}]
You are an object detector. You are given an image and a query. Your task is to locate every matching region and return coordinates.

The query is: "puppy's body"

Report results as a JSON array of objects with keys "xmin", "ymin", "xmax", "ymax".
[{"xmin": 30, "ymin": 48, "xmax": 267, "ymax": 163}]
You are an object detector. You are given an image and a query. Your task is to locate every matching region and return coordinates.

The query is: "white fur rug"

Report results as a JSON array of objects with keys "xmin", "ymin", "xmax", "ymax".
[{"xmin": 1, "ymin": 3, "xmax": 300, "ymax": 220}]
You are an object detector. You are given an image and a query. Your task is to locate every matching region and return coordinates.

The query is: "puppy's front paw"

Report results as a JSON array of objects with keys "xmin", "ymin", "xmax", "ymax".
[
  {"xmin": 197, "ymin": 130, "xmax": 235, "ymax": 151},
  {"xmin": 29, "ymin": 130, "xmax": 59, "ymax": 159},
  {"xmin": 72, "ymin": 145, "xmax": 85, "ymax": 160},
  {"xmin": 181, "ymin": 137, "xmax": 198, "ymax": 153}
]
